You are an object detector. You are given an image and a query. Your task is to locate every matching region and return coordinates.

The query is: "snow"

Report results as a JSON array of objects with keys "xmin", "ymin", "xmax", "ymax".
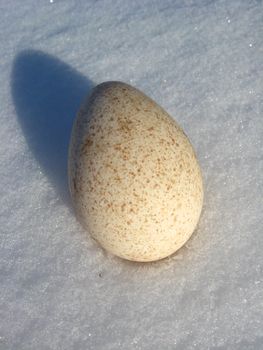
[{"xmin": 1, "ymin": 0, "xmax": 263, "ymax": 349}]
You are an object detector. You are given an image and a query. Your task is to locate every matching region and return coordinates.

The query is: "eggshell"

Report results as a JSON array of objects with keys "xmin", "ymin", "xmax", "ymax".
[{"xmin": 68, "ymin": 81, "xmax": 203, "ymax": 262}]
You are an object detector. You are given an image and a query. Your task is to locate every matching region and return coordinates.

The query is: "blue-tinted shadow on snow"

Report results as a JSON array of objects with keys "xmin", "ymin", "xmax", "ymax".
[{"xmin": 12, "ymin": 50, "xmax": 94, "ymax": 205}]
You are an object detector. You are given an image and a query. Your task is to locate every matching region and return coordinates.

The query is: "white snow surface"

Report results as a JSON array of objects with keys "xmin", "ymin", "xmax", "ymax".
[{"xmin": 1, "ymin": 1, "xmax": 263, "ymax": 349}]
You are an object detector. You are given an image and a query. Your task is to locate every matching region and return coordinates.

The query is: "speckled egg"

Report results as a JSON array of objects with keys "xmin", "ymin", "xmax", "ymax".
[{"xmin": 68, "ymin": 81, "xmax": 203, "ymax": 262}]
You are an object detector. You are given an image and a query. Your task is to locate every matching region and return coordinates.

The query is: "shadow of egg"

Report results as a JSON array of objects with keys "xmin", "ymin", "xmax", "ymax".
[{"xmin": 12, "ymin": 50, "xmax": 94, "ymax": 205}]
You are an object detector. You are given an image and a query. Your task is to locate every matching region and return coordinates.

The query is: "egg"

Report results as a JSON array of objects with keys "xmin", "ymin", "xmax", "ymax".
[{"xmin": 68, "ymin": 81, "xmax": 203, "ymax": 262}]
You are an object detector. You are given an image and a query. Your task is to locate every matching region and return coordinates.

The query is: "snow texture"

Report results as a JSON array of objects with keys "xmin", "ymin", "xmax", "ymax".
[{"xmin": 1, "ymin": 0, "xmax": 263, "ymax": 349}]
